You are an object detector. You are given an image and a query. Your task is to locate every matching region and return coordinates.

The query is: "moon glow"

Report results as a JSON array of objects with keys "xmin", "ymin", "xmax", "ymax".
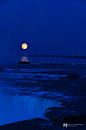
[{"xmin": 22, "ymin": 43, "xmax": 28, "ymax": 49}]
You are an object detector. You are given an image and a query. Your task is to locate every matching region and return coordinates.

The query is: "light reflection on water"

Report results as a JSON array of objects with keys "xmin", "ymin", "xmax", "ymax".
[
  {"xmin": 21, "ymin": 56, "xmax": 29, "ymax": 62},
  {"xmin": 0, "ymin": 92, "xmax": 58, "ymax": 126},
  {"xmin": 1, "ymin": 55, "xmax": 86, "ymax": 64}
]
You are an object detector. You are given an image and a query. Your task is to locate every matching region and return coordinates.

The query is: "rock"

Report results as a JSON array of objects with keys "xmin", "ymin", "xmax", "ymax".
[
  {"xmin": 66, "ymin": 73, "xmax": 80, "ymax": 79},
  {"xmin": 0, "ymin": 118, "xmax": 50, "ymax": 130},
  {"xmin": 50, "ymin": 117, "xmax": 58, "ymax": 122},
  {"xmin": 62, "ymin": 114, "xmax": 86, "ymax": 124},
  {"xmin": 44, "ymin": 107, "xmax": 71, "ymax": 122},
  {"xmin": 0, "ymin": 66, "xmax": 4, "ymax": 72}
]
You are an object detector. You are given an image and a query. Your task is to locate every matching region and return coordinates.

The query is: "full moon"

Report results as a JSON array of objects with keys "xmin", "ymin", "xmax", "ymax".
[{"xmin": 22, "ymin": 43, "xmax": 28, "ymax": 49}]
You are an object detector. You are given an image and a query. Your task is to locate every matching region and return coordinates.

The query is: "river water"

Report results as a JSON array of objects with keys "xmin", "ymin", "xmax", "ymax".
[
  {"xmin": 0, "ymin": 56, "xmax": 86, "ymax": 126},
  {"xmin": 0, "ymin": 55, "xmax": 86, "ymax": 64},
  {"xmin": 0, "ymin": 90, "xmax": 58, "ymax": 126},
  {"xmin": 0, "ymin": 62, "xmax": 61, "ymax": 126}
]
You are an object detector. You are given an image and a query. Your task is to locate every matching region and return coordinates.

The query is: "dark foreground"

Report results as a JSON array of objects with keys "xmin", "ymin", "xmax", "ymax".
[{"xmin": 0, "ymin": 64, "xmax": 86, "ymax": 130}]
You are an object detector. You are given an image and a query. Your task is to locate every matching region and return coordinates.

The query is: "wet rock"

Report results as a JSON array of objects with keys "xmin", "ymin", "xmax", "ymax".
[
  {"xmin": 50, "ymin": 117, "xmax": 58, "ymax": 122},
  {"xmin": 62, "ymin": 114, "xmax": 86, "ymax": 124},
  {"xmin": 44, "ymin": 107, "xmax": 72, "ymax": 122},
  {"xmin": 0, "ymin": 118, "xmax": 50, "ymax": 130},
  {"xmin": 0, "ymin": 66, "xmax": 4, "ymax": 72},
  {"xmin": 66, "ymin": 73, "xmax": 80, "ymax": 79},
  {"xmin": 79, "ymin": 69, "xmax": 81, "ymax": 71}
]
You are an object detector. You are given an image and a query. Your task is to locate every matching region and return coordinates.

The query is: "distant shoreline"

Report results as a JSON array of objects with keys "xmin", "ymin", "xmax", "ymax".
[
  {"xmin": 16, "ymin": 55, "xmax": 86, "ymax": 59},
  {"xmin": 1, "ymin": 54, "xmax": 86, "ymax": 59}
]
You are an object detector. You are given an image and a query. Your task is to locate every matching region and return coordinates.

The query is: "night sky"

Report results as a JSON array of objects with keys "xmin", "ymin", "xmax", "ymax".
[{"xmin": 0, "ymin": 0, "xmax": 86, "ymax": 55}]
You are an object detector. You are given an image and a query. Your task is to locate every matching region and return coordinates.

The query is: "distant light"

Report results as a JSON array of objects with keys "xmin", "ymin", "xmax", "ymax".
[{"xmin": 22, "ymin": 43, "xmax": 28, "ymax": 49}]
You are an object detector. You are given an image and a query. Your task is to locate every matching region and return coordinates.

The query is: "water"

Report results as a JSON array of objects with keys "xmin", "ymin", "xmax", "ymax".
[
  {"xmin": 0, "ymin": 63, "xmax": 60, "ymax": 126},
  {"xmin": 0, "ymin": 55, "xmax": 85, "ymax": 126},
  {"xmin": 0, "ymin": 91, "xmax": 58, "ymax": 126},
  {"xmin": 0, "ymin": 55, "xmax": 86, "ymax": 64}
]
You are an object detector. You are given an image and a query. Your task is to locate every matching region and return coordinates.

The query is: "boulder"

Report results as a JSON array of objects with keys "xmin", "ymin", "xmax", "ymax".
[
  {"xmin": 0, "ymin": 66, "xmax": 4, "ymax": 72},
  {"xmin": 62, "ymin": 114, "xmax": 86, "ymax": 124},
  {"xmin": 50, "ymin": 118, "xmax": 58, "ymax": 122},
  {"xmin": 66, "ymin": 73, "xmax": 80, "ymax": 79}
]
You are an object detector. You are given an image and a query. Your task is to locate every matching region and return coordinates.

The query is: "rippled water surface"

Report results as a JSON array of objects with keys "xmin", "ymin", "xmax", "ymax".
[
  {"xmin": 0, "ymin": 62, "xmax": 85, "ymax": 126},
  {"xmin": 0, "ymin": 55, "xmax": 86, "ymax": 64}
]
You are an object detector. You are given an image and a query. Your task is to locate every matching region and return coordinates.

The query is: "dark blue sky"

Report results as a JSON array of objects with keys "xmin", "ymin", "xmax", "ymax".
[{"xmin": 0, "ymin": 0, "xmax": 86, "ymax": 55}]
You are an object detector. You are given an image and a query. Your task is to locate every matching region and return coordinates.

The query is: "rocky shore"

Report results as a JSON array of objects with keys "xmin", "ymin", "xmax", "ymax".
[{"xmin": 0, "ymin": 64, "xmax": 86, "ymax": 129}]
